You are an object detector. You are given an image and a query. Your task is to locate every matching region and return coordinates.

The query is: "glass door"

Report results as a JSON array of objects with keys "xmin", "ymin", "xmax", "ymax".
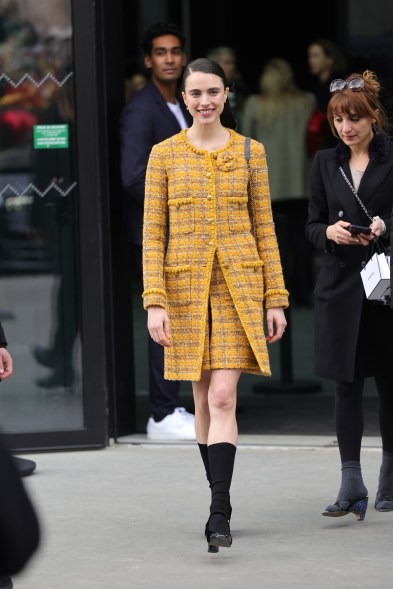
[{"xmin": 0, "ymin": 0, "xmax": 107, "ymax": 449}]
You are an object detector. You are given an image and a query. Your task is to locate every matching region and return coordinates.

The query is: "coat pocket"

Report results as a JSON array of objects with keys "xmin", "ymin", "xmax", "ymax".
[
  {"xmin": 241, "ymin": 260, "xmax": 264, "ymax": 302},
  {"xmin": 227, "ymin": 197, "xmax": 251, "ymax": 232},
  {"xmin": 168, "ymin": 198, "xmax": 194, "ymax": 234},
  {"xmin": 164, "ymin": 265, "xmax": 191, "ymax": 307}
]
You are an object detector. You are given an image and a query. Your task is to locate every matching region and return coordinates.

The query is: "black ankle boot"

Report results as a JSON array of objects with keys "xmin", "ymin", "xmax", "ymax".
[{"xmin": 205, "ymin": 442, "xmax": 236, "ymax": 553}]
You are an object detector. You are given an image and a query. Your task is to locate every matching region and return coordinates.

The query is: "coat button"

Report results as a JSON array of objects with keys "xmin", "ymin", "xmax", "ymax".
[
  {"xmin": 207, "ymin": 194, "xmax": 212, "ymax": 200},
  {"xmin": 207, "ymin": 173, "xmax": 211, "ymax": 177},
  {"xmin": 338, "ymin": 211, "xmax": 344, "ymax": 218},
  {"xmin": 208, "ymin": 240, "xmax": 213, "ymax": 245}
]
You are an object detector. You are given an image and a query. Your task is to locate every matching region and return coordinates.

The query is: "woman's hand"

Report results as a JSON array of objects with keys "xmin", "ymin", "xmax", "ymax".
[
  {"xmin": 370, "ymin": 216, "xmax": 386, "ymax": 238},
  {"xmin": 0, "ymin": 347, "xmax": 13, "ymax": 380},
  {"xmin": 266, "ymin": 307, "xmax": 287, "ymax": 344},
  {"xmin": 147, "ymin": 306, "xmax": 172, "ymax": 347},
  {"xmin": 326, "ymin": 221, "xmax": 371, "ymax": 245}
]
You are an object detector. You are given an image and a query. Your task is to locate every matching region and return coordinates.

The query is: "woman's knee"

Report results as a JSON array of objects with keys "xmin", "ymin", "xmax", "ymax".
[{"xmin": 209, "ymin": 384, "xmax": 236, "ymax": 412}]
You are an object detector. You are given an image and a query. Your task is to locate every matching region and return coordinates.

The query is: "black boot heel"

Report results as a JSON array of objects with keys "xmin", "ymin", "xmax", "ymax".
[
  {"xmin": 205, "ymin": 514, "xmax": 232, "ymax": 551},
  {"xmin": 205, "ymin": 521, "xmax": 219, "ymax": 552}
]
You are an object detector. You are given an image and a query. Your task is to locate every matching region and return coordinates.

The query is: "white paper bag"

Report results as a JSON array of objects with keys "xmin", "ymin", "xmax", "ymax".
[{"xmin": 360, "ymin": 252, "xmax": 390, "ymax": 300}]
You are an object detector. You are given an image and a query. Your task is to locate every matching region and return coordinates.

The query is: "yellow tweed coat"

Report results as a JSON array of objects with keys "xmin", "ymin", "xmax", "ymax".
[{"xmin": 142, "ymin": 128, "xmax": 289, "ymax": 380}]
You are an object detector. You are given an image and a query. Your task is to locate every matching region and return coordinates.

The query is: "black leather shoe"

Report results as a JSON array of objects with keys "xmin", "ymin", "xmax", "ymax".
[
  {"xmin": 32, "ymin": 344, "xmax": 56, "ymax": 368},
  {"xmin": 13, "ymin": 456, "xmax": 36, "ymax": 477},
  {"xmin": 0, "ymin": 575, "xmax": 13, "ymax": 589},
  {"xmin": 35, "ymin": 370, "xmax": 74, "ymax": 389}
]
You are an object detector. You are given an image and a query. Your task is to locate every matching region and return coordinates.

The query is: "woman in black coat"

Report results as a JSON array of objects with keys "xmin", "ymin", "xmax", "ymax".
[
  {"xmin": 0, "ymin": 322, "xmax": 40, "ymax": 585},
  {"xmin": 306, "ymin": 70, "xmax": 393, "ymax": 521}
]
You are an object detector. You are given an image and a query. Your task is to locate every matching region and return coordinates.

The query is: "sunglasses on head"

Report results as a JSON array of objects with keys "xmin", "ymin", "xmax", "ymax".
[{"xmin": 329, "ymin": 77, "xmax": 365, "ymax": 93}]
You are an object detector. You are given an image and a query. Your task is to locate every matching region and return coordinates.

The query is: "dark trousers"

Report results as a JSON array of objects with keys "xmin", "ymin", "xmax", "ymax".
[
  {"xmin": 148, "ymin": 336, "xmax": 180, "ymax": 421},
  {"xmin": 335, "ymin": 373, "xmax": 393, "ymax": 462},
  {"xmin": 131, "ymin": 244, "xmax": 180, "ymax": 421}
]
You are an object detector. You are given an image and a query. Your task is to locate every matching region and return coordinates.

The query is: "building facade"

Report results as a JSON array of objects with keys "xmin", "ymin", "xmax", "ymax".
[{"xmin": 0, "ymin": 0, "xmax": 392, "ymax": 451}]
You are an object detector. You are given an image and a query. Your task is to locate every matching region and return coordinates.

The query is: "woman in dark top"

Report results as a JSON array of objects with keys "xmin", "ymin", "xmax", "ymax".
[{"xmin": 306, "ymin": 70, "xmax": 393, "ymax": 521}]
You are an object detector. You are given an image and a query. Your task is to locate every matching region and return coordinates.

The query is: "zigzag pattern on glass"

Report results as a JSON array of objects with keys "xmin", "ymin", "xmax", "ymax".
[
  {"xmin": 0, "ymin": 72, "xmax": 74, "ymax": 88},
  {"xmin": 0, "ymin": 182, "xmax": 77, "ymax": 199}
]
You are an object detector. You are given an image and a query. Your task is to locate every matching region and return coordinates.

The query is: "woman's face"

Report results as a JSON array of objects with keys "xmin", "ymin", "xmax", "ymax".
[
  {"xmin": 308, "ymin": 44, "xmax": 333, "ymax": 77},
  {"xmin": 182, "ymin": 71, "xmax": 228, "ymax": 125},
  {"xmin": 333, "ymin": 110, "xmax": 374, "ymax": 149}
]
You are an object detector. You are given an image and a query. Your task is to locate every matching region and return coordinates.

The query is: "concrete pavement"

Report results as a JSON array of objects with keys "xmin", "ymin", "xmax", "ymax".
[{"xmin": 12, "ymin": 435, "xmax": 393, "ymax": 589}]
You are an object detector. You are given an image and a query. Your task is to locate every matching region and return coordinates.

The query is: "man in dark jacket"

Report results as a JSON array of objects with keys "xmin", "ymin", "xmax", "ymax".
[
  {"xmin": 0, "ymin": 323, "xmax": 40, "ymax": 589},
  {"xmin": 120, "ymin": 23, "xmax": 195, "ymax": 440}
]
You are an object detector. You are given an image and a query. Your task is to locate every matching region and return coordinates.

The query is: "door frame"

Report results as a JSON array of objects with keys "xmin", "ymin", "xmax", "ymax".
[{"xmin": 6, "ymin": 0, "xmax": 109, "ymax": 452}]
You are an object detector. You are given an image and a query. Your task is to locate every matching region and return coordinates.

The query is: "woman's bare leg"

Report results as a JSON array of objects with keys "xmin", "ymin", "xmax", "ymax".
[
  {"xmin": 192, "ymin": 370, "xmax": 211, "ymax": 444},
  {"xmin": 207, "ymin": 369, "xmax": 241, "ymax": 446}
]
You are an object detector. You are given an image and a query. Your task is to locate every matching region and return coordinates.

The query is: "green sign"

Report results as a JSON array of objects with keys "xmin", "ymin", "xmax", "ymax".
[{"xmin": 34, "ymin": 124, "xmax": 69, "ymax": 149}]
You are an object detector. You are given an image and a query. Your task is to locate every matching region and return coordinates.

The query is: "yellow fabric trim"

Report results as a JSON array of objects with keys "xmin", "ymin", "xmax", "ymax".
[
  {"xmin": 142, "ymin": 288, "xmax": 166, "ymax": 299},
  {"xmin": 168, "ymin": 198, "xmax": 194, "ymax": 206},
  {"xmin": 228, "ymin": 196, "xmax": 248, "ymax": 203},
  {"xmin": 164, "ymin": 265, "xmax": 191, "ymax": 274},
  {"xmin": 241, "ymin": 260, "xmax": 264, "ymax": 269},
  {"xmin": 264, "ymin": 288, "xmax": 290, "ymax": 298}
]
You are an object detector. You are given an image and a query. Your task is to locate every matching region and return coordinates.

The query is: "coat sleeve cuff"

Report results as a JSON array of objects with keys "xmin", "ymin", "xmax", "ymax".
[
  {"xmin": 264, "ymin": 289, "xmax": 289, "ymax": 309},
  {"xmin": 142, "ymin": 289, "xmax": 167, "ymax": 310}
]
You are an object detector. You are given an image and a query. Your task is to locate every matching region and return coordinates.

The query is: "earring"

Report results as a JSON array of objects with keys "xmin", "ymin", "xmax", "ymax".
[{"xmin": 372, "ymin": 122, "xmax": 377, "ymax": 134}]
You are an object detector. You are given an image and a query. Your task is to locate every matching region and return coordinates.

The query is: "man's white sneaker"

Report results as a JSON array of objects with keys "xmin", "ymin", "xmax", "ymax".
[{"xmin": 146, "ymin": 407, "xmax": 196, "ymax": 440}]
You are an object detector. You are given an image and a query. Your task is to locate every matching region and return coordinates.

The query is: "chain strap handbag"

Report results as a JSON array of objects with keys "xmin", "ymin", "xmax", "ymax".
[
  {"xmin": 339, "ymin": 166, "xmax": 373, "ymax": 222},
  {"xmin": 339, "ymin": 167, "xmax": 391, "ymax": 304}
]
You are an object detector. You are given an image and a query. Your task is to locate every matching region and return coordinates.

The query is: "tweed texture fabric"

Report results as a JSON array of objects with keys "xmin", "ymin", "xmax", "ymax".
[
  {"xmin": 201, "ymin": 255, "xmax": 261, "ymax": 373},
  {"xmin": 142, "ymin": 128, "xmax": 289, "ymax": 381}
]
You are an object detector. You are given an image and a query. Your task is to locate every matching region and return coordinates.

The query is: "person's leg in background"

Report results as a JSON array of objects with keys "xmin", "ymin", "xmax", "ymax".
[
  {"xmin": 131, "ymin": 244, "xmax": 195, "ymax": 440},
  {"xmin": 323, "ymin": 377, "xmax": 368, "ymax": 520},
  {"xmin": 374, "ymin": 372, "xmax": 393, "ymax": 511},
  {"xmin": 146, "ymin": 339, "xmax": 195, "ymax": 439},
  {"xmin": 32, "ymin": 216, "xmax": 78, "ymax": 389}
]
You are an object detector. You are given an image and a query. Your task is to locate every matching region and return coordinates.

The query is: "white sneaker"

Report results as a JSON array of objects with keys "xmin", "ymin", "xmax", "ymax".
[{"xmin": 146, "ymin": 407, "xmax": 196, "ymax": 440}]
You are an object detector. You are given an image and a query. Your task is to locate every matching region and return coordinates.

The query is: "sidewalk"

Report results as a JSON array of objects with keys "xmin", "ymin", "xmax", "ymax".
[{"xmin": 13, "ymin": 435, "xmax": 393, "ymax": 589}]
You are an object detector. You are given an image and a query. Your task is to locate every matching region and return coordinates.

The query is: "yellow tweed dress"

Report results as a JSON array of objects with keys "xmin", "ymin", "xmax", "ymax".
[{"xmin": 142, "ymin": 128, "xmax": 289, "ymax": 381}]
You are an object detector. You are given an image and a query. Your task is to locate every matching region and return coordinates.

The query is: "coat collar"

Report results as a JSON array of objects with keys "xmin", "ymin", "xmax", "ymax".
[
  {"xmin": 335, "ymin": 131, "xmax": 392, "ymax": 165},
  {"xmin": 329, "ymin": 132, "xmax": 393, "ymax": 224},
  {"xmin": 148, "ymin": 80, "xmax": 192, "ymax": 126}
]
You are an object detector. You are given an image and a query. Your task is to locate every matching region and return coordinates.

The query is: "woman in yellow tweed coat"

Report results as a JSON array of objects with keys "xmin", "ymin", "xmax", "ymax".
[{"xmin": 142, "ymin": 58, "xmax": 288, "ymax": 552}]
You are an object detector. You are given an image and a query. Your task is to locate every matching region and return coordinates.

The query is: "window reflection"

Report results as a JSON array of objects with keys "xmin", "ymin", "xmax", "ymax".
[{"xmin": 0, "ymin": 0, "xmax": 82, "ymax": 432}]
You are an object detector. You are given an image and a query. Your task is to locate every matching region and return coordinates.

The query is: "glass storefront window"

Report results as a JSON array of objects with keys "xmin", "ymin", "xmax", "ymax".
[{"xmin": 0, "ymin": 0, "xmax": 83, "ymax": 432}]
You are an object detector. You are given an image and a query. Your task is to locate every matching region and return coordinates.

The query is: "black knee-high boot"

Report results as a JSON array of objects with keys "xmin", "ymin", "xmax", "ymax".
[
  {"xmin": 198, "ymin": 443, "xmax": 232, "ymax": 522},
  {"xmin": 198, "ymin": 443, "xmax": 212, "ymax": 487},
  {"xmin": 206, "ymin": 442, "xmax": 236, "ymax": 551}
]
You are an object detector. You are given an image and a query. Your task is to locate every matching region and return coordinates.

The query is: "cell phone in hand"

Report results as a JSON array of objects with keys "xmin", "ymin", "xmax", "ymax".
[{"xmin": 347, "ymin": 224, "xmax": 372, "ymax": 236}]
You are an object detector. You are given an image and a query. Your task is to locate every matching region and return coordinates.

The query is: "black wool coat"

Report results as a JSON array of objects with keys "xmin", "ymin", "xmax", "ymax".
[{"xmin": 306, "ymin": 133, "xmax": 393, "ymax": 382}]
